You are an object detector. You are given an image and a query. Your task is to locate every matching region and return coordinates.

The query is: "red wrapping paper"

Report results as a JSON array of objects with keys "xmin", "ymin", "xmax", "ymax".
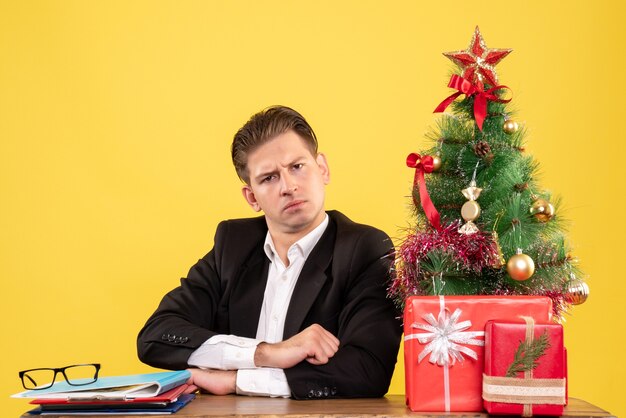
[
  {"xmin": 403, "ymin": 296, "xmax": 552, "ymax": 412},
  {"xmin": 483, "ymin": 319, "xmax": 567, "ymax": 416}
]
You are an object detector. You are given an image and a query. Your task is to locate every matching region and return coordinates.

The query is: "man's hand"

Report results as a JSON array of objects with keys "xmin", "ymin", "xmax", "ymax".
[
  {"xmin": 184, "ymin": 368, "xmax": 236, "ymax": 395},
  {"xmin": 254, "ymin": 324, "xmax": 340, "ymax": 369}
]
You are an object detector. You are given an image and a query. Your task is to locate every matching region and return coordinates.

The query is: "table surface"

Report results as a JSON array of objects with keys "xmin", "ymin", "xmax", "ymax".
[{"xmin": 22, "ymin": 395, "xmax": 615, "ymax": 417}]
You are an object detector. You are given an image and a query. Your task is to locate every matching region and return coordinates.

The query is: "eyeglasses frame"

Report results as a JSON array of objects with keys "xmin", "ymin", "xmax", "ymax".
[{"xmin": 18, "ymin": 363, "xmax": 101, "ymax": 390}]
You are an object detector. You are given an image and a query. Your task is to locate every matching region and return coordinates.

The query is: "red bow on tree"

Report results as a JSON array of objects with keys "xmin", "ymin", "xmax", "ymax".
[
  {"xmin": 406, "ymin": 153, "xmax": 441, "ymax": 231},
  {"xmin": 434, "ymin": 75, "xmax": 511, "ymax": 131}
]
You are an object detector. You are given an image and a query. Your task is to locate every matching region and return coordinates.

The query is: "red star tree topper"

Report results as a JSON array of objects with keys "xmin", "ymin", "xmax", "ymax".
[{"xmin": 444, "ymin": 26, "xmax": 512, "ymax": 86}]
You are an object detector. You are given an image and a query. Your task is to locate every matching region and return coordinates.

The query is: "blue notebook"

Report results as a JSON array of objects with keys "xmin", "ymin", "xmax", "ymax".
[{"xmin": 12, "ymin": 370, "xmax": 191, "ymax": 400}]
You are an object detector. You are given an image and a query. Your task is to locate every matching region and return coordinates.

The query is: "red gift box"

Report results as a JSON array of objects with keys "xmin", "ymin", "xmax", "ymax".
[
  {"xmin": 483, "ymin": 318, "xmax": 567, "ymax": 416},
  {"xmin": 403, "ymin": 295, "xmax": 552, "ymax": 412}
]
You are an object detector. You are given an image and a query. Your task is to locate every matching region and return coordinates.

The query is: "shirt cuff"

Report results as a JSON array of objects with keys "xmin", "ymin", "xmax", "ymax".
[
  {"xmin": 187, "ymin": 335, "xmax": 260, "ymax": 370},
  {"xmin": 236, "ymin": 368, "xmax": 291, "ymax": 398}
]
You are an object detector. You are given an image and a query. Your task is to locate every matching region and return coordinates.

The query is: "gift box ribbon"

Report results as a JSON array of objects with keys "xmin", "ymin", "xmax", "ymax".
[
  {"xmin": 482, "ymin": 374, "xmax": 566, "ymax": 405},
  {"xmin": 482, "ymin": 317, "xmax": 566, "ymax": 416}
]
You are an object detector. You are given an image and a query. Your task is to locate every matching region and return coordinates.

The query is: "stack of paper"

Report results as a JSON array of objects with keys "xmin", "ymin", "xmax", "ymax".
[{"xmin": 12, "ymin": 370, "xmax": 194, "ymax": 415}]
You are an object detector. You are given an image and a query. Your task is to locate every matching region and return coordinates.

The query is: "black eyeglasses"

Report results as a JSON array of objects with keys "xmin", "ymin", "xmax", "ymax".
[{"xmin": 19, "ymin": 363, "xmax": 101, "ymax": 390}]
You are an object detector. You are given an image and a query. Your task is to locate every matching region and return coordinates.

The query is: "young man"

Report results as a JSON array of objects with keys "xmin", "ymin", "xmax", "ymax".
[{"xmin": 137, "ymin": 106, "xmax": 402, "ymax": 399}]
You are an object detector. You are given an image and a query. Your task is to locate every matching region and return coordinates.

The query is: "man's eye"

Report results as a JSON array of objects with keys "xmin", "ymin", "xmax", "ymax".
[
  {"xmin": 262, "ymin": 175, "xmax": 275, "ymax": 183},
  {"xmin": 293, "ymin": 163, "xmax": 304, "ymax": 170}
]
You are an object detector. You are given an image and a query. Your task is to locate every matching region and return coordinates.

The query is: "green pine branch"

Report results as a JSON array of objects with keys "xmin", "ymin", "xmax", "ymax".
[{"xmin": 505, "ymin": 330, "xmax": 551, "ymax": 377}]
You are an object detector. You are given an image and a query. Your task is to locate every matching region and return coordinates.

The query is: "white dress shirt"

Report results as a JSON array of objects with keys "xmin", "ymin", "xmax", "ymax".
[{"xmin": 188, "ymin": 214, "xmax": 329, "ymax": 397}]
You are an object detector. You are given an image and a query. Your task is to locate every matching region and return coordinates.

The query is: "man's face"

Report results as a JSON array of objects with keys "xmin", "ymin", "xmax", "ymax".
[{"xmin": 242, "ymin": 130, "xmax": 330, "ymax": 238}]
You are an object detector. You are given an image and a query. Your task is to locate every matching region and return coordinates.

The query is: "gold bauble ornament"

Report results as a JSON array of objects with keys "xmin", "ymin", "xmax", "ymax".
[
  {"xmin": 432, "ymin": 155, "xmax": 442, "ymax": 171},
  {"xmin": 506, "ymin": 249, "xmax": 535, "ymax": 281},
  {"xmin": 503, "ymin": 119, "xmax": 519, "ymax": 135},
  {"xmin": 461, "ymin": 200, "xmax": 481, "ymax": 222},
  {"xmin": 565, "ymin": 276, "xmax": 589, "ymax": 305},
  {"xmin": 530, "ymin": 198, "xmax": 555, "ymax": 222}
]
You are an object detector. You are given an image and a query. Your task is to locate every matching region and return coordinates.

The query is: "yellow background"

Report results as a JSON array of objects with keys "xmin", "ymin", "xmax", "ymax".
[{"xmin": 2, "ymin": 1, "xmax": 624, "ymax": 416}]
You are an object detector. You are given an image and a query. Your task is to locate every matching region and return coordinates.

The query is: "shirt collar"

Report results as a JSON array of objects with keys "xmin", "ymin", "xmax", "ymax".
[{"xmin": 263, "ymin": 214, "xmax": 329, "ymax": 264}]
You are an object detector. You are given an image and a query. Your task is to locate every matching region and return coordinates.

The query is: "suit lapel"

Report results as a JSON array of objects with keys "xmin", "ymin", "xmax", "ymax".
[{"xmin": 283, "ymin": 218, "xmax": 336, "ymax": 339}]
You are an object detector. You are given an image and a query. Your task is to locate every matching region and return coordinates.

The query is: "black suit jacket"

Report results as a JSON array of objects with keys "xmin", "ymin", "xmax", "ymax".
[{"xmin": 137, "ymin": 210, "xmax": 402, "ymax": 399}]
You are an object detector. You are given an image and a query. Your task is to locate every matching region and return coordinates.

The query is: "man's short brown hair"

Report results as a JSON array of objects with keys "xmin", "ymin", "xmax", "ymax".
[{"xmin": 231, "ymin": 105, "xmax": 318, "ymax": 183}]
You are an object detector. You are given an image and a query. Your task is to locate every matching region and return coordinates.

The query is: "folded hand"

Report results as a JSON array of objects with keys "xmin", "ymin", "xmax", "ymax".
[{"xmin": 254, "ymin": 324, "xmax": 340, "ymax": 369}]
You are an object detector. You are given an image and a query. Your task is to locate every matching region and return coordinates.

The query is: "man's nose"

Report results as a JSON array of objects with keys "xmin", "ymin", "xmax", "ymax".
[{"xmin": 280, "ymin": 173, "xmax": 297, "ymax": 195}]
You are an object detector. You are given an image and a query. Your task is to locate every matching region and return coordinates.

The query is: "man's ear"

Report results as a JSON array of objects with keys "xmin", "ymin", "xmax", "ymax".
[
  {"xmin": 242, "ymin": 185, "xmax": 261, "ymax": 212},
  {"xmin": 316, "ymin": 153, "xmax": 330, "ymax": 185}
]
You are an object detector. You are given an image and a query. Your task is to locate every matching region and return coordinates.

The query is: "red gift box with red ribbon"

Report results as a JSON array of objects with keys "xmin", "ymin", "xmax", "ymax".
[
  {"xmin": 483, "ymin": 319, "xmax": 567, "ymax": 416},
  {"xmin": 403, "ymin": 296, "xmax": 552, "ymax": 412}
]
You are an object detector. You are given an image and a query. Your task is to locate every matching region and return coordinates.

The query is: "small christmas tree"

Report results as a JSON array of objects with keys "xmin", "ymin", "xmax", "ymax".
[{"xmin": 389, "ymin": 27, "xmax": 589, "ymax": 319}]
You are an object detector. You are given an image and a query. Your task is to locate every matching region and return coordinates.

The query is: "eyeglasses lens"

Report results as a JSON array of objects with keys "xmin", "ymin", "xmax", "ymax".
[
  {"xmin": 63, "ymin": 365, "xmax": 99, "ymax": 385},
  {"xmin": 22, "ymin": 369, "xmax": 56, "ymax": 390}
]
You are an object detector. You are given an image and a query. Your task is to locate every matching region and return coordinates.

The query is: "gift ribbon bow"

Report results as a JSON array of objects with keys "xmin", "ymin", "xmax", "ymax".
[
  {"xmin": 408, "ymin": 307, "xmax": 485, "ymax": 366},
  {"xmin": 434, "ymin": 74, "xmax": 512, "ymax": 131},
  {"xmin": 406, "ymin": 153, "xmax": 441, "ymax": 231}
]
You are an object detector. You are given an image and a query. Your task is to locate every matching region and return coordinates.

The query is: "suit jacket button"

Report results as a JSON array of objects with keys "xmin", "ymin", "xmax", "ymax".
[
  {"xmin": 168, "ymin": 335, "xmax": 176, "ymax": 342},
  {"xmin": 161, "ymin": 334, "xmax": 168, "ymax": 341},
  {"xmin": 175, "ymin": 336, "xmax": 183, "ymax": 343},
  {"xmin": 182, "ymin": 337, "xmax": 189, "ymax": 343},
  {"xmin": 331, "ymin": 387, "xmax": 337, "ymax": 395},
  {"xmin": 307, "ymin": 390, "xmax": 314, "ymax": 398},
  {"xmin": 323, "ymin": 387, "xmax": 330, "ymax": 396},
  {"xmin": 315, "ymin": 390, "xmax": 323, "ymax": 398}
]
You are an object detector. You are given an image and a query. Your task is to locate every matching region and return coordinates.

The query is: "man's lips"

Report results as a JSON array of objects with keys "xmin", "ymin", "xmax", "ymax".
[{"xmin": 283, "ymin": 200, "xmax": 305, "ymax": 211}]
